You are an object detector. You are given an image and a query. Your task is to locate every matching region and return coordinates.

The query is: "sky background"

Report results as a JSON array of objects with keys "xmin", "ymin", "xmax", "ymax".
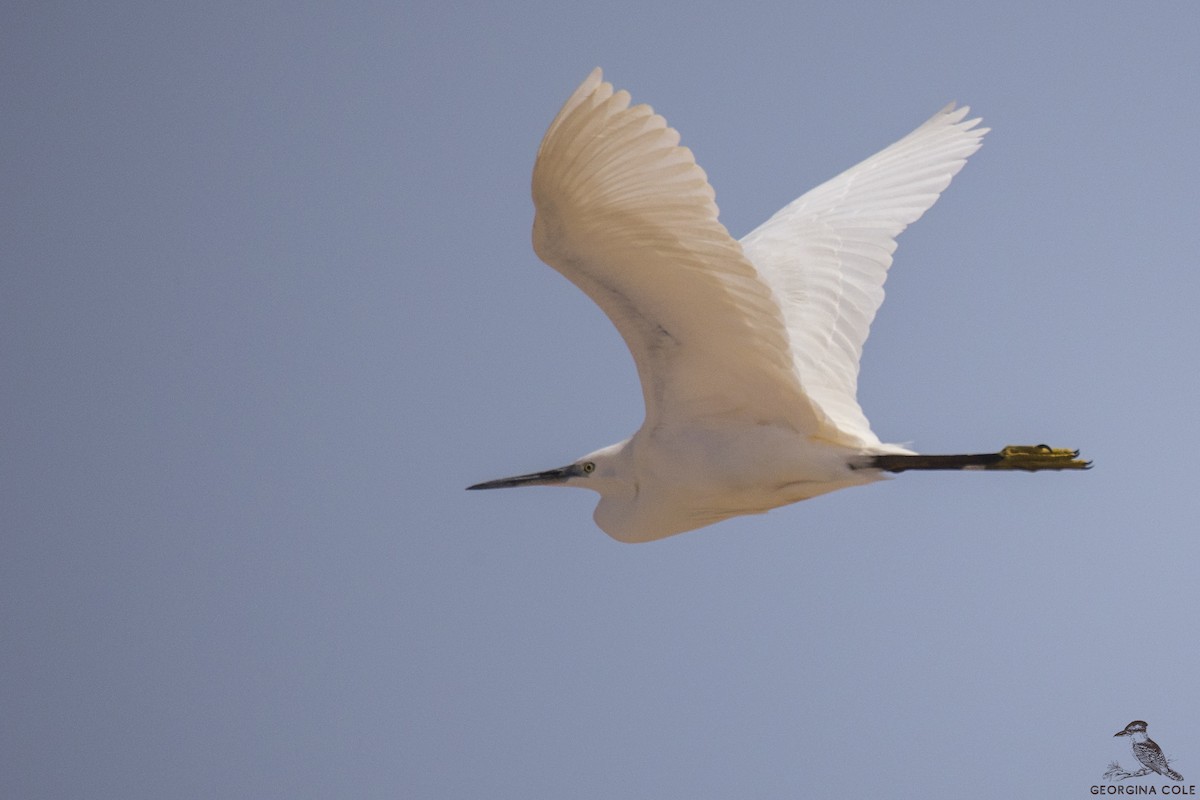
[{"xmin": 3, "ymin": 2, "xmax": 1198, "ymax": 798}]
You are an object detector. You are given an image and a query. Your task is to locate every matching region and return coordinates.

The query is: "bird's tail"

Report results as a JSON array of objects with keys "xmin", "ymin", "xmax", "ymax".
[{"xmin": 1164, "ymin": 767, "xmax": 1184, "ymax": 782}]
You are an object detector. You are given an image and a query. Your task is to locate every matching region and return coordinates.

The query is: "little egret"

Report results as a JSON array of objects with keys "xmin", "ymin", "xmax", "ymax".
[{"xmin": 469, "ymin": 68, "xmax": 1088, "ymax": 542}]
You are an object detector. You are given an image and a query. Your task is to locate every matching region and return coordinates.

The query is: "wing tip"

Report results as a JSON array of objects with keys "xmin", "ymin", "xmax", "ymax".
[
  {"xmin": 582, "ymin": 66, "xmax": 604, "ymax": 91},
  {"xmin": 935, "ymin": 101, "xmax": 988, "ymax": 138}
]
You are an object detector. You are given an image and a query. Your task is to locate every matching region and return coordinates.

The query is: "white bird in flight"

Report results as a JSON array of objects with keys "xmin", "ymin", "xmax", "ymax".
[{"xmin": 469, "ymin": 68, "xmax": 1087, "ymax": 542}]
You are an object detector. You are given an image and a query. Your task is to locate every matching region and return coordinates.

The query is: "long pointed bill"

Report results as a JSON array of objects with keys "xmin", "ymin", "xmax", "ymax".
[{"xmin": 467, "ymin": 464, "xmax": 582, "ymax": 490}]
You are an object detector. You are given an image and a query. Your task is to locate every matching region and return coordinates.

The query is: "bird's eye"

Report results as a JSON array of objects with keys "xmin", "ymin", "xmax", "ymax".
[{"xmin": 582, "ymin": 461, "xmax": 595, "ymax": 474}]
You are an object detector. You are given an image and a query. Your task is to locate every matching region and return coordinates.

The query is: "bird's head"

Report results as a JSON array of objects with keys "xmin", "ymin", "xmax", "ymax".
[
  {"xmin": 467, "ymin": 441, "xmax": 629, "ymax": 494},
  {"xmin": 1114, "ymin": 720, "xmax": 1149, "ymax": 737}
]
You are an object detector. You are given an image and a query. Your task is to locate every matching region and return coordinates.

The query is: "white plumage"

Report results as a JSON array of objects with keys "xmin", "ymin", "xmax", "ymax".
[{"xmin": 469, "ymin": 69, "xmax": 1085, "ymax": 542}]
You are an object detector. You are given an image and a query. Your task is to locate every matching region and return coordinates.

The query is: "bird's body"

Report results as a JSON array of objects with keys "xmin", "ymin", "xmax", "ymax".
[
  {"xmin": 586, "ymin": 425, "xmax": 878, "ymax": 541},
  {"xmin": 1114, "ymin": 720, "xmax": 1183, "ymax": 781},
  {"xmin": 469, "ymin": 68, "xmax": 1087, "ymax": 541}
]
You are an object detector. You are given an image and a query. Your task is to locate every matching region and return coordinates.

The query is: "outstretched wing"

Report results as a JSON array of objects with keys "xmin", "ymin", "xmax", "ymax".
[
  {"xmin": 740, "ymin": 104, "xmax": 987, "ymax": 449},
  {"xmin": 532, "ymin": 69, "xmax": 824, "ymax": 434}
]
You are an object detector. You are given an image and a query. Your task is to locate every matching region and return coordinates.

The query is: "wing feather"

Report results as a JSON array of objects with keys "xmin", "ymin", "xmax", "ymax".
[
  {"xmin": 532, "ymin": 69, "xmax": 824, "ymax": 434},
  {"xmin": 740, "ymin": 103, "xmax": 987, "ymax": 448}
]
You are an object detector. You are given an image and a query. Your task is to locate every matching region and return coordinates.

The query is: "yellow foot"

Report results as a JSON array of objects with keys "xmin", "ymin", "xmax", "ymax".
[{"xmin": 987, "ymin": 444, "xmax": 1091, "ymax": 471}]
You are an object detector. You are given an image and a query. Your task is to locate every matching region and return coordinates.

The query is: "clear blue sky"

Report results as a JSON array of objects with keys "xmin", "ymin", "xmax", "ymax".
[{"xmin": 3, "ymin": 3, "xmax": 1198, "ymax": 798}]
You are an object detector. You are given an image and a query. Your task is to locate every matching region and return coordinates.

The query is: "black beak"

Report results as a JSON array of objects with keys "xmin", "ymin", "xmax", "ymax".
[
  {"xmin": 1113, "ymin": 730, "xmax": 1129, "ymax": 737},
  {"xmin": 467, "ymin": 463, "xmax": 582, "ymax": 490}
]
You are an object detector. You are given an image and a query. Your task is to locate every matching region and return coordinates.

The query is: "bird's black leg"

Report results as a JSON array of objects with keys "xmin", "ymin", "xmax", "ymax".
[{"xmin": 860, "ymin": 444, "xmax": 1090, "ymax": 473}]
